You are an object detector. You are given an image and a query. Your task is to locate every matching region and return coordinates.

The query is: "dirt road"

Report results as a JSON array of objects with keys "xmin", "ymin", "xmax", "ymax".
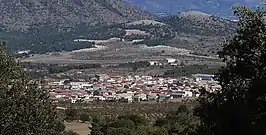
[{"xmin": 65, "ymin": 122, "xmax": 91, "ymax": 135}]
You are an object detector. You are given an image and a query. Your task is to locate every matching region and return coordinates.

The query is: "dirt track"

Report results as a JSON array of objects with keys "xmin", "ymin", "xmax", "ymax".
[{"xmin": 65, "ymin": 122, "xmax": 91, "ymax": 135}]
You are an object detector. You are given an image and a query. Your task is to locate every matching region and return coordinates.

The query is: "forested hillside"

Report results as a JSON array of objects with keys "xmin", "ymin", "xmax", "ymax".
[{"xmin": 0, "ymin": 0, "xmax": 152, "ymax": 53}]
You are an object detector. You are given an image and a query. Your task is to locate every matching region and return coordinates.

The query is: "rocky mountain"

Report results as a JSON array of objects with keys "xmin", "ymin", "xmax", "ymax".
[
  {"xmin": 161, "ymin": 11, "xmax": 236, "ymax": 36},
  {"xmin": 124, "ymin": 0, "xmax": 258, "ymax": 18},
  {"xmin": 0, "ymin": 0, "xmax": 153, "ymax": 31}
]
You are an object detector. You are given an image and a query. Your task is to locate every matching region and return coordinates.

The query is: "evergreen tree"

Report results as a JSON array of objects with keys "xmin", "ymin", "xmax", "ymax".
[
  {"xmin": 0, "ymin": 41, "xmax": 65, "ymax": 134},
  {"xmin": 194, "ymin": 6, "xmax": 266, "ymax": 135}
]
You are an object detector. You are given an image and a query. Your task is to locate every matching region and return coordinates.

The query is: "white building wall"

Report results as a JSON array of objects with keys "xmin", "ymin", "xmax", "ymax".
[{"xmin": 184, "ymin": 91, "xmax": 193, "ymax": 97}]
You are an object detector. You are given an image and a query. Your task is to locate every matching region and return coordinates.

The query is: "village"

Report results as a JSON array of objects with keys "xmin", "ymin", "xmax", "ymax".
[{"xmin": 47, "ymin": 73, "xmax": 221, "ymax": 104}]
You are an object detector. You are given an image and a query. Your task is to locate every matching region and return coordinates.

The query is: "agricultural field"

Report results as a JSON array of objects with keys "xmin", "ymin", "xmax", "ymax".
[
  {"xmin": 59, "ymin": 102, "xmax": 198, "ymax": 135},
  {"xmin": 22, "ymin": 41, "xmax": 221, "ymax": 65},
  {"xmin": 60, "ymin": 102, "xmax": 195, "ymax": 122},
  {"xmin": 21, "ymin": 40, "xmax": 223, "ymax": 78}
]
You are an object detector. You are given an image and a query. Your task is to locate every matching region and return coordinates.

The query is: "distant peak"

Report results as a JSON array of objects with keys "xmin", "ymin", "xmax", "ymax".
[{"xmin": 178, "ymin": 11, "xmax": 211, "ymax": 17}]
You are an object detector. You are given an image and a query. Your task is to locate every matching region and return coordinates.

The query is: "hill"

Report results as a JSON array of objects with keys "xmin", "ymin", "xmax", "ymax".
[
  {"xmin": 21, "ymin": 10, "xmax": 235, "ymax": 66},
  {"xmin": 162, "ymin": 11, "xmax": 236, "ymax": 55},
  {"xmin": 0, "ymin": 0, "xmax": 152, "ymax": 31},
  {"xmin": 161, "ymin": 11, "xmax": 236, "ymax": 36},
  {"xmin": 124, "ymin": 0, "xmax": 258, "ymax": 18},
  {"xmin": 0, "ymin": 0, "xmax": 237, "ymax": 57},
  {"xmin": 124, "ymin": 11, "xmax": 236, "ymax": 56},
  {"xmin": 0, "ymin": 0, "xmax": 152, "ymax": 53}
]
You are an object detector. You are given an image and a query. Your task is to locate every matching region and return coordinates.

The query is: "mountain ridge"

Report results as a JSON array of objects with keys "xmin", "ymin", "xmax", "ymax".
[
  {"xmin": 0, "ymin": 0, "xmax": 237, "ymax": 55},
  {"xmin": 124, "ymin": 0, "xmax": 259, "ymax": 18},
  {"xmin": 0, "ymin": 0, "xmax": 153, "ymax": 31}
]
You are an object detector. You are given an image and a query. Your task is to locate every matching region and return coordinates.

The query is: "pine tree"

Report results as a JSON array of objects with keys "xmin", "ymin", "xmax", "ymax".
[
  {"xmin": 194, "ymin": 6, "xmax": 266, "ymax": 135},
  {"xmin": 0, "ymin": 41, "xmax": 65, "ymax": 135}
]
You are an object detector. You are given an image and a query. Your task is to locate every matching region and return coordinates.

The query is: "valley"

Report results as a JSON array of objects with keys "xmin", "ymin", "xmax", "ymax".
[
  {"xmin": 15, "ymin": 9, "xmax": 232, "ymax": 77},
  {"xmin": 1, "ymin": 0, "xmax": 232, "ymax": 95},
  {"xmin": 22, "ymin": 39, "xmax": 223, "ymax": 77},
  {"xmin": 0, "ymin": 1, "xmax": 261, "ymax": 135}
]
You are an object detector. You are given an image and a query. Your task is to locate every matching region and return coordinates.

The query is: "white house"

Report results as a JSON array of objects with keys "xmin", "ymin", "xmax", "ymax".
[
  {"xmin": 183, "ymin": 91, "xmax": 193, "ymax": 97},
  {"xmin": 149, "ymin": 61, "xmax": 162, "ymax": 66},
  {"xmin": 146, "ymin": 80, "xmax": 157, "ymax": 85},
  {"xmin": 134, "ymin": 75, "xmax": 141, "ymax": 81},
  {"xmin": 17, "ymin": 50, "xmax": 31, "ymax": 54},
  {"xmin": 84, "ymin": 96, "xmax": 94, "ymax": 102},
  {"xmin": 107, "ymin": 78, "xmax": 116, "ymax": 83},
  {"xmin": 165, "ymin": 58, "xmax": 176, "ymax": 63},
  {"xmin": 133, "ymin": 93, "xmax": 147, "ymax": 101},
  {"xmin": 132, "ymin": 39, "xmax": 144, "ymax": 43},
  {"xmin": 70, "ymin": 82, "xmax": 93, "ymax": 90},
  {"xmin": 170, "ymin": 63, "xmax": 179, "ymax": 66},
  {"xmin": 93, "ymin": 96, "xmax": 105, "ymax": 101},
  {"xmin": 71, "ymin": 98, "xmax": 77, "ymax": 104},
  {"xmin": 141, "ymin": 76, "xmax": 153, "ymax": 80},
  {"xmin": 167, "ymin": 91, "xmax": 193, "ymax": 98},
  {"xmin": 194, "ymin": 74, "xmax": 215, "ymax": 82}
]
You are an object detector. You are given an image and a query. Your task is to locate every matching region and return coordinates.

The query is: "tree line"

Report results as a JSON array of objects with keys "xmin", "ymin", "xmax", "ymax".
[{"xmin": 21, "ymin": 62, "xmax": 102, "ymax": 74}]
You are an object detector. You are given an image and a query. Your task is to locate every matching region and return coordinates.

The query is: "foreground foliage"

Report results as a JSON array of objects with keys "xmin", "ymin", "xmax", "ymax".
[
  {"xmin": 90, "ymin": 105, "xmax": 198, "ymax": 135},
  {"xmin": 0, "ymin": 42, "xmax": 65, "ymax": 134},
  {"xmin": 195, "ymin": 5, "xmax": 266, "ymax": 135}
]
